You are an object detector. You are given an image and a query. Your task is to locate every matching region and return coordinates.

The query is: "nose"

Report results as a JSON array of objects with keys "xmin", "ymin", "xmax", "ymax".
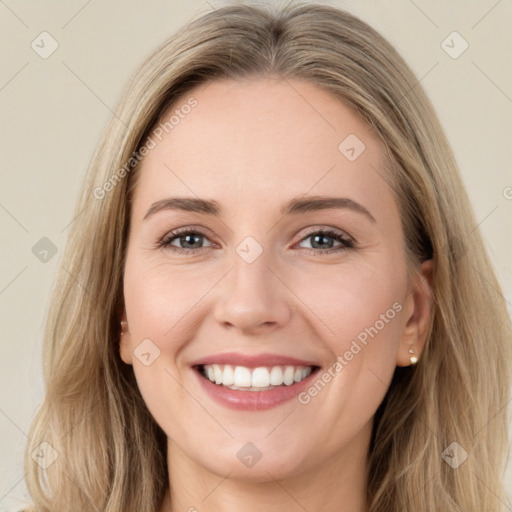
[{"xmin": 213, "ymin": 247, "xmax": 292, "ymax": 334}]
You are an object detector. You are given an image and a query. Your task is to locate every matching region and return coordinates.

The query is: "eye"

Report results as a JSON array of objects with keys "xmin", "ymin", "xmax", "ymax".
[
  {"xmin": 158, "ymin": 228, "xmax": 215, "ymax": 254},
  {"xmin": 157, "ymin": 227, "xmax": 355, "ymax": 256},
  {"xmin": 296, "ymin": 229, "xmax": 355, "ymax": 254}
]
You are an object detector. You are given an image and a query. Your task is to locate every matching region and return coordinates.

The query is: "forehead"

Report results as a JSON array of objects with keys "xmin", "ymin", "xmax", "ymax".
[{"xmin": 131, "ymin": 77, "xmax": 396, "ymax": 221}]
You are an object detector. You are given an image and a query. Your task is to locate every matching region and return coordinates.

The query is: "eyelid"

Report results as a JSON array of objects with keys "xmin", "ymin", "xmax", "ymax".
[
  {"xmin": 156, "ymin": 225, "xmax": 217, "ymax": 253},
  {"xmin": 294, "ymin": 225, "xmax": 355, "ymax": 244},
  {"xmin": 157, "ymin": 225, "xmax": 356, "ymax": 254}
]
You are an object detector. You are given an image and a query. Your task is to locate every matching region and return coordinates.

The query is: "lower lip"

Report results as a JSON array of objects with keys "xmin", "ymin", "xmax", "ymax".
[{"xmin": 193, "ymin": 367, "xmax": 319, "ymax": 411}]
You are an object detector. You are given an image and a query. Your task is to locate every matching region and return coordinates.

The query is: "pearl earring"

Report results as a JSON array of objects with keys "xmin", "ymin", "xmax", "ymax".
[{"xmin": 408, "ymin": 348, "xmax": 418, "ymax": 365}]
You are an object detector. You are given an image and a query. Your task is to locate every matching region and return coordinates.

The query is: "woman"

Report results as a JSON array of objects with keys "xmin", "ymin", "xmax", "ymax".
[{"xmin": 22, "ymin": 2, "xmax": 511, "ymax": 511}]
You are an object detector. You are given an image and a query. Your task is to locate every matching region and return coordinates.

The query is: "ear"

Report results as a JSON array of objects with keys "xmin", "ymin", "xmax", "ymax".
[
  {"xmin": 119, "ymin": 309, "xmax": 133, "ymax": 365},
  {"xmin": 396, "ymin": 259, "xmax": 434, "ymax": 367}
]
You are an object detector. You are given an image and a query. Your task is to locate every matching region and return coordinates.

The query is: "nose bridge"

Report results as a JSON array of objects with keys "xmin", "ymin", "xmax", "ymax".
[
  {"xmin": 233, "ymin": 239, "xmax": 271, "ymax": 293},
  {"xmin": 213, "ymin": 235, "xmax": 291, "ymax": 331}
]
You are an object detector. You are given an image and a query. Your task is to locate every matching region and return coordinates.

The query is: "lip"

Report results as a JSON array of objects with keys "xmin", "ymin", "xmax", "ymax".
[
  {"xmin": 191, "ymin": 355, "xmax": 321, "ymax": 411},
  {"xmin": 189, "ymin": 352, "xmax": 319, "ymax": 368}
]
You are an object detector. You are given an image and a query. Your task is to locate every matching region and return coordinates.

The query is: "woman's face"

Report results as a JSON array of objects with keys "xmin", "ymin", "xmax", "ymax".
[{"xmin": 121, "ymin": 77, "xmax": 431, "ymax": 481}]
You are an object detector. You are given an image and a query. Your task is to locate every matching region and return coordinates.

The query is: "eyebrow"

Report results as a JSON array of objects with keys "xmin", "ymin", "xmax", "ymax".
[{"xmin": 143, "ymin": 195, "xmax": 376, "ymax": 223}]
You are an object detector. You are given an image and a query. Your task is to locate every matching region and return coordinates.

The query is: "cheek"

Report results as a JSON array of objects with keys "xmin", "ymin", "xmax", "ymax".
[
  {"xmin": 291, "ymin": 263, "xmax": 406, "ymax": 438},
  {"xmin": 288, "ymin": 255, "xmax": 407, "ymax": 359},
  {"xmin": 124, "ymin": 245, "xmax": 407, "ymax": 365},
  {"xmin": 123, "ymin": 254, "xmax": 214, "ymax": 341},
  {"xmin": 122, "ymin": 255, "xmax": 203, "ymax": 434}
]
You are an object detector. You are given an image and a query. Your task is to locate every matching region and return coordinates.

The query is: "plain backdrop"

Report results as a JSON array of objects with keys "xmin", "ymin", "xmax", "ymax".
[{"xmin": 1, "ymin": 0, "xmax": 511, "ymax": 508}]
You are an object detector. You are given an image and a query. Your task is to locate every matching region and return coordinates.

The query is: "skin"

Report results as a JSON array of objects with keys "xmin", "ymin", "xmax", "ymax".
[{"xmin": 119, "ymin": 76, "xmax": 433, "ymax": 512}]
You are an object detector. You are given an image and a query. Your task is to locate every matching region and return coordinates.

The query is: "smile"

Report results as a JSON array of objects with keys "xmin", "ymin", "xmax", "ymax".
[
  {"xmin": 192, "ymin": 361, "xmax": 321, "ymax": 410},
  {"xmin": 198, "ymin": 364, "xmax": 314, "ymax": 391}
]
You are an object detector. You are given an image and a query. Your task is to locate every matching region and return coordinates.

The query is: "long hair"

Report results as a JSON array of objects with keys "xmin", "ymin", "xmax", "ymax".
[{"xmin": 24, "ymin": 2, "xmax": 512, "ymax": 511}]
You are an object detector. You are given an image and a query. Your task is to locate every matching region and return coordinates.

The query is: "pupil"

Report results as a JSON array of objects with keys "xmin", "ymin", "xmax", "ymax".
[
  {"xmin": 178, "ymin": 233, "xmax": 335, "ymax": 250},
  {"xmin": 312, "ymin": 234, "xmax": 333, "ymax": 249},
  {"xmin": 182, "ymin": 234, "xmax": 202, "ymax": 248}
]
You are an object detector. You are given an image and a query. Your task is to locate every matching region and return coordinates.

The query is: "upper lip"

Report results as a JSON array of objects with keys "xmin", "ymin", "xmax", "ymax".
[{"xmin": 190, "ymin": 352, "xmax": 320, "ymax": 368}]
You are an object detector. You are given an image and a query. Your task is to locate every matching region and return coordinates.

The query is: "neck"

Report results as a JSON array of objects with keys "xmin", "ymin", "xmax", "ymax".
[{"xmin": 160, "ymin": 421, "xmax": 371, "ymax": 512}]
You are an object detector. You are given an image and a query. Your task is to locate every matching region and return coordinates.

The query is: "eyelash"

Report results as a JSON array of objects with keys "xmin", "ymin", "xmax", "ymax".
[{"xmin": 157, "ymin": 227, "xmax": 356, "ymax": 256}]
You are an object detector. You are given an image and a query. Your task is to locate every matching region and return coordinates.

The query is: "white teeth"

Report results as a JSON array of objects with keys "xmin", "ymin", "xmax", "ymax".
[
  {"xmin": 223, "ymin": 364, "xmax": 234, "ymax": 386},
  {"xmin": 201, "ymin": 364, "xmax": 313, "ymax": 390},
  {"xmin": 283, "ymin": 366, "xmax": 295, "ymax": 385},
  {"xmin": 269, "ymin": 366, "xmax": 283, "ymax": 386},
  {"xmin": 213, "ymin": 364, "xmax": 223, "ymax": 385},
  {"xmin": 233, "ymin": 366, "xmax": 252, "ymax": 387},
  {"xmin": 251, "ymin": 367, "xmax": 270, "ymax": 388}
]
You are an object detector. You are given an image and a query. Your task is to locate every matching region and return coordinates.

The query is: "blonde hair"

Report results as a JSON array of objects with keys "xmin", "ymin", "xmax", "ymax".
[{"xmin": 24, "ymin": 2, "xmax": 512, "ymax": 511}]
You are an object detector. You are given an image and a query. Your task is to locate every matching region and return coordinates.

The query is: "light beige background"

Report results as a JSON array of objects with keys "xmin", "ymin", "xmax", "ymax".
[{"xmin": 1, "ymin": 0, "xmax": 511, "ymax": 508}]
